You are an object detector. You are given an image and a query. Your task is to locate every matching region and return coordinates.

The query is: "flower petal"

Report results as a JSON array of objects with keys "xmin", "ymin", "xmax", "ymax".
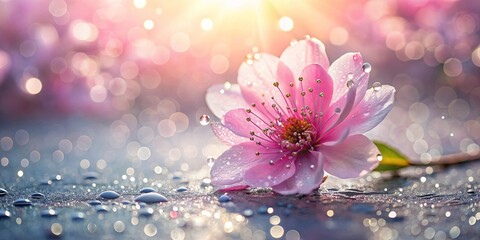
[
  {"xmin": 297, "ymin": 64, "xmax": 333, "ymax": 117},
  {"xmin": 280, "ymin": 37, "xmax": 330, "ymax": 78},
  {"xmin": 206, "ymin": 84, "xmax": 249, "ymax": 119},
  {"xmin": 244, "ymin": 157, "xmax": 296, "ymax": 188},
  {"xmin": 319, "ymin": 83, "xmax": 357, "ymax": 136},
  {"xmin": 271, "ymin": 151, "xmax": 325, "ymax": 195},
  {"xmin": 237, "ymin": 54, "xmax": 295, "ymax": 118},
  {"xmin": 328, "ymin": 52, "xmax": 369, "ymax": 107},
  {"xmin": 211, "ymin": 122, "xmax": 249, "ymax": 146},
  {"xmin": 224, "ymin": 108, "xmax": 268, "ymax": 139},
  {"xmin": 238, "ymin": 54, "xmax": 278, "ymax": 103},
  {"xmin": 331, "ymin": 85, "xmax": 395, "ymax": 135},
  {"xmin": 321, "ymin": 134, "xmax": 380, "ymax": 178},
  {"xmin": 210, "ymin": 142, "xmax": 279, "ymax": 190}
]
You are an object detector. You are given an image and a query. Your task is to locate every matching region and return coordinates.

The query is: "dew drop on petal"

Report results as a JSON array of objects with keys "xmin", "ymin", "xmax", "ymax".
[
  {"xmin": 223, "ymin": 81, "xmax": 231, "ymax": 90},
  {"xmin": 372, "ymin": 82, "xmax": 382, "ymax": 92},
  {"xmin": 207, "ymin": 157, "xmax": 215, "ymax": 167},
  {"xmin": 346, "ymin": 80, "xmax": 354, "ymax": 88},
  {"xmin": 335, "ymin": 108, "xmax": 341, "ymax": 113},
  {"xmin": 362, "ymin": 62, "xmax": 372, "ymax": 73},
  {"xmin": 199, "ymin": 115, "xmax": 210, "ymax": 126},
  {"xmin": 285, "ymin": 164, "xmax": 291, "ymax": 169},
  {"xmin": 269, "ymin": 160, "xmax": 274, "ymax": 165},
  {"xmin": 347, "ymin": 72, "xmax": 354, "ymax": 80},
  {"xmin": 310, "ymin": 164, "xmax": 315, "ymax": 169},
  {"xmin": 376, "ymin": 154, "xmax": 383, "ymax": 161}
]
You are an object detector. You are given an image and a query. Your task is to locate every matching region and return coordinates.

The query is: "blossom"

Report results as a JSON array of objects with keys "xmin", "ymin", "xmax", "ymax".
[{"xmin": 206, "ymin": 37, "xmax": 395, "ymax": 195}]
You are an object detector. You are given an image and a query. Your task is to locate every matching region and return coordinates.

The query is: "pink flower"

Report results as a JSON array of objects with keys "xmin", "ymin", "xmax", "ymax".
[{"xmin": 206, "ymin": 37, "xmax": 395, "ymax": 195}]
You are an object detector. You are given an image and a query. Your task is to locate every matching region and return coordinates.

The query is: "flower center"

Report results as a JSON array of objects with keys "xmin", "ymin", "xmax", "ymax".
[{"xmin": 280, "ymin": 117, "xmax": 313, "ymax": 151}]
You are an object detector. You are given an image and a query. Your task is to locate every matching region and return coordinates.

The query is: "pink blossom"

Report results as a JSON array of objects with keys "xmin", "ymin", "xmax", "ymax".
[{"xmin": 206, "ymin": 37, "xmax": 395, "ymax": 195}]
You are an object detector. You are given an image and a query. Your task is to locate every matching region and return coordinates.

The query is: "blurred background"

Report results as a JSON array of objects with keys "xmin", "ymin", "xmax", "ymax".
[{"xmin": 0, "ymin": 0, "xmax": 479, "ymax": 177}]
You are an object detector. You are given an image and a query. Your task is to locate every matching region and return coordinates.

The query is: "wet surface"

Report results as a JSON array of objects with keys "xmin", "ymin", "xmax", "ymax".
[{"xmin": 0, "ymin": 119, "xmax": 479, "ymax": 240}]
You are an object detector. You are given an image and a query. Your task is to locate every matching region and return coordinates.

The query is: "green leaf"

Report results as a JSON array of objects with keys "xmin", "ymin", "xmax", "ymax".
[{"xmin": 373, "ymin": 141, "xmax": 410, "ymax": 172}]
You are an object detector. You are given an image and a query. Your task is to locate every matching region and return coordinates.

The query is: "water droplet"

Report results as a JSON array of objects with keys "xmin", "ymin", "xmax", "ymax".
[
  {"xmin": 376, "ymin": 154, "xmax": 383, "ymax": 161},
  {"xmin": 207, "ymin": 157, "xmax": 215, "ymax": 167},
  {"xmin": 242, "ymin": 209, "xmax": 254, "ymax": 217},
  {"xmin": 0, "ymin": 210, "xmax": 11, "ymax": 218},
  {"xmin": 290, "ymin": 40, "xmax": 298, "ymax": 46},
  {"xmin": 31, "ymin": 192, "xmax": 45, "ymax": 199},
  {"xmin": 122, "ymin": 200, "xmax": 133, "ymax": 205},
  {"xmin": 245, "ymin": 59, "xmax": 254, "ymax": 65},
  {"xmin": 310, "ymin": 164, "xmax": 315, "ymax": 169},
  {"xmin": 441, "ymin": 115, "xmax": 445, "ymax": 120},
  {"xmin": 0, "ymin": 188, "xmax": 7, "ymax": 196},
  {"xmin": 199, "ymin": 114, "xmax": 210, "ymax": 126},
  {"xmin": 305, "ymin": 35, "xmax": 311, "ymax": 39},
  {"xmin": 347, "ymin": 72, "xmax": 354, "ymax": 80},
  {"xmin": 41, "ymin": 209, "xmax": 58, "ymax": 218},
  {"xmin": 51, "ymin": 175, "xmax": 62, "ymax": 181},
  {"xmin": 269, "ymin": 160, "xmax": 274, "ymax": 165},
  {"xmin": 39, "ymin": 180, "xmax": 52, "ymax": 186},
  {"xmin": 372, "ymin": 82, "xmax": 382, "ymax": 91},
  {"xmin": 83, "ymin": 172, "xmax": 99, "ymax": 180},
  {"xmin": 71, "ymin": 212, "xmax": 85, "ymax": 221},
  {"xmin": 362, "ymin": 62, "xmax": 372, "ymax": 73},
  {"xmin": 99, "ymin": 190, "xmax": 120, "ymax": 200},
  {"xmin": 346, "ymin": 80, "xmax": 354, "ymax": 88},
  {"xmin": 353, "ymin": 54, "xmax": 360, "ymax": 61},
  {"xmin": 176, "ymin": 187, "xmax": 188, "ymax": 192},
  {"xmin": 134, "ymin": 192, "xmax": 168, "ymax": 203},
  {"xmin": 140, "ymin": 187, "xmax": 157, "ymax": 193},
  {"xmin": 285, "ymin": 164, "xmax": 291, "ymax": 169},
  {"xmin": 200, "ymin": 178, "xmax": 212, "ymax": 187},
  {"xmin": 13, "ymin": 198, "xmax": 32, "ymax": 207},
  {"xmin": 218, "ymin": 194, "xmax": 231, "ymax": 203},
  {"xmin": 335, "ymin": 108, "xmax": 341, "ymax": 113},
  {"xmin": 95, "ymin": 205, "xmax": 109, "ymax": 213},
  {"xmin": 139, "ymin": 208, "xmax": 154, "ymax": 217},
  {"xmin": 223, "ymin": 81, "xmax": 231, "ymax": 89},
  {"xmin": 88, "ymin": 200, "xmax": 102, "ymax": 206}
]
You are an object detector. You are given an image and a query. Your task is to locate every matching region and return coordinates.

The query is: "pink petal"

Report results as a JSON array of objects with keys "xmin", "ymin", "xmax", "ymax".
[
  {"xmin": 319, "ymin": 83, "xmax": 357, "ymax": 136},
  {"xmin": 237, "ymin": 54, "xmax": 295, "ymax": 118},
  {"xmin": 328, "ymin": 52, "xmax": 369, "ymax": 107},
  {"xmin": 320, "ymin": 134, "xmax": 380, "ymax": 178},
  {"xmin": 330, "ymin": 85, "xmax": 395, "ymax": 136},
  {"xmin": 280, "ymin": 37, "xmax": 330, "ymax": 78},
  {"xmin": 244, "ymin": 156, "xmax": 296, "ymax": 188},
  {"xmin": 271, "ymin": 151, "xmax": 325, "ymax": 195},
  {"xmin": 320, "ymin": 127, "xmax": 350, "ymax": 146},
  {"xmin": 210, "ymin": 142, "xmax": 279, "ymax": 190},
  {"xmin": 211, "ymin": 122, "xmax": 249, "ymax": 146},
  {"xmin": 206, "ymin": 84, "xmax": 249, "ymax": 119},
  {"xmin": 224, "ymin": 108, "xmax": 267, "ymax": 139},
  {"xmin": 297, "ymin": 64, "xmax": 333, "ymax": 117}
]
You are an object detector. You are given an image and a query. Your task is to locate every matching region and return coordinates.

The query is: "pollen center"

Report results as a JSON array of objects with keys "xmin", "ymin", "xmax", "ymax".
[{"xmin": 281, "ymin": 117, "xmax": 313, "ymax": 150}]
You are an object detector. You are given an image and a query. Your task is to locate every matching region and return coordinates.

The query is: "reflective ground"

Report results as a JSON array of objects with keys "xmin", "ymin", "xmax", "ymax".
[{"xmin": 0, "ymin": 118, "xmax": 479, "ymax": 240}]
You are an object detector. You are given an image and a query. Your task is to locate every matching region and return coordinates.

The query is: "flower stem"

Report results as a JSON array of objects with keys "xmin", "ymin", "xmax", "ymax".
[{"xmin": 410, "ymin": 152, "xmax": 480, "ymax": 166}]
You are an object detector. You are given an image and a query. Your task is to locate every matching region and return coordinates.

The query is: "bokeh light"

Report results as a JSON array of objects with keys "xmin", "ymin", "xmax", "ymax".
[{"xmin": 25, "ymin": 78, "xmax": 42, "ymax": 95}]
